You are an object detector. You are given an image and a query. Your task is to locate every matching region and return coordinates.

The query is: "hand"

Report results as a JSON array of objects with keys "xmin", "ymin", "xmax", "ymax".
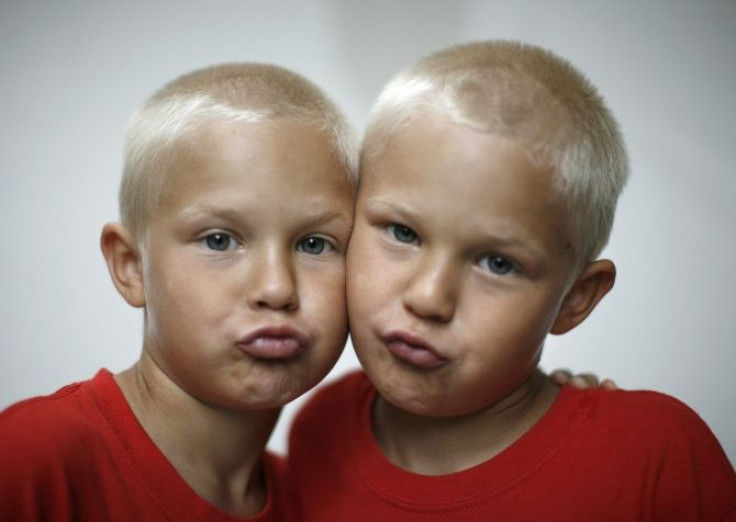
[{"xmin": 549, "ymin": 369, "xmax": 618, "ymax": 390}]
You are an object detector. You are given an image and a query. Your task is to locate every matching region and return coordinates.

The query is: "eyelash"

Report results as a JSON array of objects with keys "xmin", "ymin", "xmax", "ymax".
[
  {"xmin": 200, "ymin": 232, "xmax": 241, "ymax": 252},
  {"xmin": 295, "ymin": 236, "xmax": 336, "ymax": 255},
  {"xmin": 385, "ymin": 224, "xmax": 515, "ymax": 276},
  {"xmin": 387, "ymin": 224, "xmax": 420, "ymax": 245},
  {"xmin": 478, "ymin": 254, "xmax": 515, "ymax": 276},
  {"xmin": 199, "ymin": 232, "xmax": 336, "ymax": 256}
]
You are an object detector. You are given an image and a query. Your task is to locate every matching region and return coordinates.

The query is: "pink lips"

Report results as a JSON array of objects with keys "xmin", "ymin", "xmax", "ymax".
[
  {"xmin": 383, "ymin": 330, "xmax": 448, "ymax": 369},
  {"xmin": 238, "ymin": 325, "xmax": 308, "ymax": 360}
]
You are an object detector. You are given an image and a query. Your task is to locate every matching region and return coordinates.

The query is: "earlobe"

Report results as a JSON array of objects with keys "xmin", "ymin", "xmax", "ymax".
[
  {"xmin": 550, "ymin": 259, "xmax": 616, "ymax": 335},
  {"xmin": 100, "ymin": 223, "xmax": 146, "ymax": 308}
]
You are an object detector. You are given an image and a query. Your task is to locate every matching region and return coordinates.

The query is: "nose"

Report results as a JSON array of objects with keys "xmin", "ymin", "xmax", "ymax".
[
  {"xmin": 247, "ymin": 246, "xmax": 299, "ymax": 312},
  {"xmin": 402, "ymin": 252, "xmax": 457, "ymax": 323}
]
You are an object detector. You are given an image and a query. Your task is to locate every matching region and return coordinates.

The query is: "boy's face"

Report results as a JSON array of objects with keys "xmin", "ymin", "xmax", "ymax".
[
  {"xmin": 347, "ymin": 110, "xmax": 577, "ymax": 417},
  {"xmin": 140, "ymin": 119, "xmax": 353, "ymax": 410}
]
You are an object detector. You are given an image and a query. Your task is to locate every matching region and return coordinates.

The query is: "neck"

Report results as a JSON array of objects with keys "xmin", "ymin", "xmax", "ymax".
[
  {"xmin": 115, "ymin": 354, "xmax": 280, "ymax": 517},
  {"xmin": 373, "ymin": 370, "xmax": 558, "ymax": 476}
]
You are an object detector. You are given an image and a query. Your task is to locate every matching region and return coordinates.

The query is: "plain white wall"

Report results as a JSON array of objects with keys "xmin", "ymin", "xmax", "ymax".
[{"xmin": 1, "ymin": 0, "xmax": 734, "ymax": 465}]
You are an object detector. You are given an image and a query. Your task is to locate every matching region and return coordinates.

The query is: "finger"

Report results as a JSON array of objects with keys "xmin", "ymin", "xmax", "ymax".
[
  {"xmin": 576, "ymin": 373, "xmax": 601, "ymax": 388},
  {"xmin": 601, "ymin": 378, "xmax": 618, "ymax": 390},
  {"xmin": 567, "ymin": 373, "xmax": 601, "ymax": 389},
  {"xmin": 549, "ymin": 369, "xmax": 573, "ymax": 385}
]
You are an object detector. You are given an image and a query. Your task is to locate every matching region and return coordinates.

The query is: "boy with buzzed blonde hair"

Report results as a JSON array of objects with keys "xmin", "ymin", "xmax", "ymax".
[
  {"xmin": 1, "ymin": 62, "xmax": 358, "ymax": 521},
  {"xmin": 289, "ymin": 40, "xmax": 736, "ymax": 520}
]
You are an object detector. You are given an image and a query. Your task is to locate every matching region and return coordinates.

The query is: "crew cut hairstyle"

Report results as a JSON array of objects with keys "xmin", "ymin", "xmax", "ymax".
[
  {"xmin": 121, "ymin": 63, "xmax": 358, "ymax": 244},
  {"xmin": 362, "ymin": 40, "xmax": 629, "ymax": 265}
]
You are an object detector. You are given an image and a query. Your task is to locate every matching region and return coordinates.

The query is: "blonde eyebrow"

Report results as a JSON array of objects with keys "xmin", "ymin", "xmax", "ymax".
[
  {"xmin": 362, "ymin": 198, "xmax": 421, "ymax": 221},
  {"xmin": 476, "ymin": 229, "xmax": 547, "ymax": 257},
  {"xmin": 364, "ymin": 198, "xmax": 550, "ymax": 257},
  {"xmin": 297, "ymin": 208, "xmax": 354, "ymax": 232},
  {"xmin": 178, "ymin": 204, "xmax": 352, "ymax": 231}
]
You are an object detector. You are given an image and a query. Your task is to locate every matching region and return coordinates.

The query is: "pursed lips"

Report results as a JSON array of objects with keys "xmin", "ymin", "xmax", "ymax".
[
  {"xmin": 237, "ymin": 325, "xmax": 309, "ymax": 360},
  {"xmin": 382, "ymin": 329, "xmax": 449, "ymax": 369}
]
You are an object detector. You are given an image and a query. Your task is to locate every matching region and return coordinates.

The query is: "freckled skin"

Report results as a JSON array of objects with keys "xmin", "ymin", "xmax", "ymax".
[
  {"xmin": 347, "ymin": 110, "xmax": 577, "ymax": 419},
  {"xmin": 140, "ymin": 119, "xmax": 354, "ymax": 410}
]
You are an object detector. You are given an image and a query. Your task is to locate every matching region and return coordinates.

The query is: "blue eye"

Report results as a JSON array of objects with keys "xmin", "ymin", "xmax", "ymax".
[
  {"xmin": 202, "ymin": 233, "xmax": 238, "ymax": 251},
  {"xmin": 480, "ymin": 255, "xmax": 513, "ymax": 275},
  {"xmin": 297, "ymin": 236, "xmax": 334, "ymax": 255},
  {"xmin": 388, "ymin": 224, "xmax": 419, "ymax": 244}
]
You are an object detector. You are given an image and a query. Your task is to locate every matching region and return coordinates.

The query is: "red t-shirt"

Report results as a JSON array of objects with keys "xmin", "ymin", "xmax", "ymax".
[
  {"xmin": 0, "ymin": 370, "xmax": 299, "ymax": 521},
  {"xmin": 289, "ymin": 371, "xmax": 736, "ymax": 521}
]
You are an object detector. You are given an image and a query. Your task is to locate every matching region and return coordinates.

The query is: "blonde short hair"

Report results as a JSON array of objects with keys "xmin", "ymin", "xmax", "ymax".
[
  {"xmin": 121, "ymin": 63, "xmax": 358, "ymax": 243},
  {"xmin": 363, "ymin": 40, "xmax": 629, "ymax": 265}
]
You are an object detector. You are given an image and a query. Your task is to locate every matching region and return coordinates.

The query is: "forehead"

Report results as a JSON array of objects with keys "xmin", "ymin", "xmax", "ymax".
[
  {"xmin": 362, "ymin": 110, "xmax": 551, "ymax": 200},
  {"xmin": 359, "ymin": 110, "xmax": 570, "ymax": 253},
  {"xmin": 159, "ymin": 118, "xmax": 353, "ymax": 211}
]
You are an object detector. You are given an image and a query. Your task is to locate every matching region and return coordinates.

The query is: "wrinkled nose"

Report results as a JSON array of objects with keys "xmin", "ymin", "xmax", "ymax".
[
  {"xmin": 402, "ymin": 253, "xmax": 457, "ymax": 323},
  {"xmin": 247, "ymin": 247, "xmax": 299, "ymax": 312}
]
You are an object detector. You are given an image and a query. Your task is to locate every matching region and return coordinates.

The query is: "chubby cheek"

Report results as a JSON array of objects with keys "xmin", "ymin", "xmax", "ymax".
[
  {"xmin": 346, "ymin": 232, "xmax": 390, "ymax": 320},
  {"xmin": 143, "ymin": 256, "xmax": 220, "ymax": 349},
  {"xmin": 465, "ymin": 296, "xmax": 560, "ymax": 384},
  {"xmin": 141, "ymin": 258, "xmax": 179, "ymax": 338},
  {"xmin": 304, "ymin": 266, "xmax": 349, "ymax": 360}
]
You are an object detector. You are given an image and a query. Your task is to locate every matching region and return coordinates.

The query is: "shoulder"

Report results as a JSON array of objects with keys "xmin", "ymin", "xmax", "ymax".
[
  {"xmin": 593, "ymin": 389, "xmax": 736, "ymax": 515},
  {"xmin": 568, "ymin": 388, "xmax": 733, "ymax": 472},
  {"xmin": 262, "ymin": 451, "xmax": 289, "ymax": 484},
  {"xmin": 289, "ymin": 370, "xmax": 371, "ymax": 443},
  {"xmin": 261, "ymin": 452, "xmax": 297, "ymax": 518},
  {"xmin": 315, "ymin": 369, "xmax": 372, "ymax": 395},
  {"xmin": 299, "ymin": 369, "xmax": 371, "ymax": 417},
  {"xmin": 2, "ymin": 381, "xmax": 87, "ymax": 437},
  {"xmin": 583, "ymin": 388, "xmax": 715, "ymax": 434},
  {"xmin": 557, "ymin": 388, "xmax": 736, "ymax": 510},
  {"xmin": 263, "ymin": 451, "xmax": 304, "ymax": 519},
  {"xmin": 0, "ymin": 371, "xmax": 112, "ymax": 468},
  {"xmin": 0, "ymin": 373, "xmax": 117, "ymax": 516}
]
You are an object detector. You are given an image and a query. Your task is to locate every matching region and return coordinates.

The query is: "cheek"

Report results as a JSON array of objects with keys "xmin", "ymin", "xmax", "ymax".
[
  {"xmin": 304, "ymin": 266, "xmax": 348, "ymax": 331},
  {"xmin": 346, "ymin": 231, "xmax": 389, "ymax": 311},
  {"xmin": 141, "ymin": 259, "xmax": 178, "ymax": 326},
  {"xmin": 303, "ymin": 270, "xmax": 350, "ymax": 373},
  {"xmin": 489, "ymin": 292, "xmax": 563, "ymax": 349},
  {"xmin": 143, "ymin": 255, "xmax": 222, "ymax": 337}
]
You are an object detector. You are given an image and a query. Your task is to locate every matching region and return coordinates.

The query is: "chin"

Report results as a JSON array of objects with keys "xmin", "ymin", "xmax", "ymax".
[
  {"xmin": 216, "ymin": 371, "xmax": 312, "ymax": 411},
  {"xmin": 227, "ymin": 389, "xmax": 299, "ymax": 411},
  {"xmin": 374, "ymin": 376, "xmax": 440, "ymax": 416}
]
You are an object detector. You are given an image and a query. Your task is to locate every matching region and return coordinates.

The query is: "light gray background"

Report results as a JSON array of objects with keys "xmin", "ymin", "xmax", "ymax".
[{"xmin": 1, "ymin": 0, "xmax": 734, "ymax": 464}]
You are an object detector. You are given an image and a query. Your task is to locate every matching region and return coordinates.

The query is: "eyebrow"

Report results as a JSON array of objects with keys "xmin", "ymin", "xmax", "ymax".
[
  {"xmin": 299, "ymin": 208, "xmax": 354, "ymax": 232},
  {"xmin": 363, "ymin": 197, "xmax": 549, "ymax": 257},
  {"xmin": 362, "ymin": 198, "xmax": 420, "ymax": 222},
  {"xmin": 178, "ymin": 204, "xmax": 352, "ymax": 231},
  {"xmin": 475, "ymin": 226, "xmax": 548, "ymax": 258}
]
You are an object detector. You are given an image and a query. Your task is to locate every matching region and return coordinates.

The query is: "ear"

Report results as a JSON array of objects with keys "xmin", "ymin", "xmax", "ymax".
[
  {"xmin": 100, "ymin": 223, "xmax": 146, "ymax": 308},
  {"xmin": 550, "ymin": 259, "xmax": 616, "ymax": 335}
]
